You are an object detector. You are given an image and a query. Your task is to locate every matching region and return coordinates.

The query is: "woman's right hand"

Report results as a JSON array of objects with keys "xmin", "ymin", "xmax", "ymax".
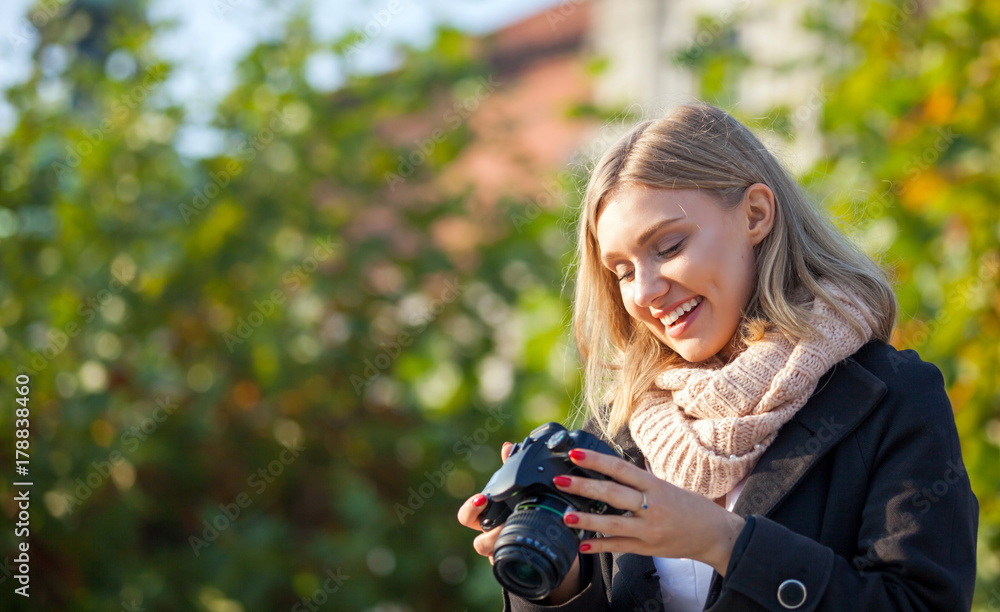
[{"xmin": 457, "ymin": 441, "xmax": 583, "ymax": 605}]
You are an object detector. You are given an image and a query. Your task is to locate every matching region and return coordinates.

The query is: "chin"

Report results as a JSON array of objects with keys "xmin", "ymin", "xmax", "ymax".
[
  {"xmin": 644, "ymin": 322, "xmax": 721, "ymax": 363},
  {"xmin": 681, "ymin": 350, "xmax": 716, "ymax": 364},
  {"xmin": 663, "ymin": 337, "xmax": 723, "ymax": 364}
]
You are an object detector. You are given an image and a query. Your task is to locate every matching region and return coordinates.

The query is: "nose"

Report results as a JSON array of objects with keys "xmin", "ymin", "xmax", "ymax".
[{"xmin": 631, "ymin": 265, "xmax": 667, "ymax": 309}]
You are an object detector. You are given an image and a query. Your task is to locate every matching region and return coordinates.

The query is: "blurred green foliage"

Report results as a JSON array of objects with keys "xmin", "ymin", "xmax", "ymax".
[
  {"xmin": 0, "ymin": 1, "xmax": 582, "ymax": 610},
  {"xmin": 0, "ymin": 0, "xmax": 996, "ymax": 611}
]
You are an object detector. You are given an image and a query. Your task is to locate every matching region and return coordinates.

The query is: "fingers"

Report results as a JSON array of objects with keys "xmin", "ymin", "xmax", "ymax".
[
  {"xmin": 553, "ymin": 473, "xmax": 643, "ymax": 513},
  {"xmin": 564, "ymin": 509, "xmax": 641, "ymax": 539},
  {"xmin": 456, "ymin": 494, "xmax": 489, "ymax": 531},
  {"xmin": 463, "ymin": 441, "xmax": 514, "ymax": 564},
  {"xmin": 473, "ymin": 527, "xmax": 502, "ymax": 561},
  {"xmin": 566, "ymin": 448, "xmax": 653, "ymax": 492},
  {"xmin": 458, "ymin": 442, "xmax": 511, "ymax": 529},
  {"xmin": 501, "ymin": 441, "xmax": 513, "ymax": 463},
  {"xmin": 577, "ymin": 535, "xmax": 644, "ymax": 555}
]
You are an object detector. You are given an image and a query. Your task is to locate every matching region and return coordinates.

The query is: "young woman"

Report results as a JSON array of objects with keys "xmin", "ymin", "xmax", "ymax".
[{"xmin": 457, "ymin": 103, "xmax": 979, "ymax": 610}]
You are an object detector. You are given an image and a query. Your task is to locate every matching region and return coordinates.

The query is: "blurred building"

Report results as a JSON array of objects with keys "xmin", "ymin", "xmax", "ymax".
[
  {"xmin": 376, "ymin": 0, "xmax": 829, "ymax": 258},
  {"xmin": 463, "ymin": 0, "xmax": 828, "ymax": 190},
  {"xmin": 588, "ymin": 0, "xmax": 829, "ymax": 174},
  {"xmin": 438, "ymin": 0, "xmax": 596, "ymax": 211}
]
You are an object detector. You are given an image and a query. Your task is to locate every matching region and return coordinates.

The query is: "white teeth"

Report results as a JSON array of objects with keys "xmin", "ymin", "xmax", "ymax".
[{"xmin": 664, "ymin": 296, "xmax": 703, "ymax": 326}]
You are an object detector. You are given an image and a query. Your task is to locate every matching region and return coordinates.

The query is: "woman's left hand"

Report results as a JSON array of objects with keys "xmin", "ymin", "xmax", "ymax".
[{"xmin": 554, "ymin": 448, "xmax": 746, "ymax": 576}]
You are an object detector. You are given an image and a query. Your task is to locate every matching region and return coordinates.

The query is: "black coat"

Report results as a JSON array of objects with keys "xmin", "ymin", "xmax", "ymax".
[{"xmin": 502, "ymin": 339, "xmax": 979, "ymax": 611}]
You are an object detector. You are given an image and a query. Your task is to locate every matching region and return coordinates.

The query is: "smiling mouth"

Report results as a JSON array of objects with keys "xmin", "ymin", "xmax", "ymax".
[{"xmin": 662, "ymin": 295, "xmax": 703, "ymax": 328}]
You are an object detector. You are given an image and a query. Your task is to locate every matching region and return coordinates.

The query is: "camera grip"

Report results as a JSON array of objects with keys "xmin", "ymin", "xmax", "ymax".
[{"xmin": 478, "ymin": 498, "xmax": 511, "ymax": 532}]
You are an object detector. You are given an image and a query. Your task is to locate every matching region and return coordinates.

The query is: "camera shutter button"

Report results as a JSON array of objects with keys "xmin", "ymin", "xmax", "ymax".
[{"xmin": 546, "ymin": 430, "xmax": 573, "ymax": 452}]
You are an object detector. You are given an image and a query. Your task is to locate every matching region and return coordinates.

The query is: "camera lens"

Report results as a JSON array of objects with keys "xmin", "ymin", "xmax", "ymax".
[
  {"xmin": 491, "ymin": 495, "xmax": 579, "ymax": 600},
  {"xmin": 507, "ymin": 560, "xmax": 542, "ymax": 589}
]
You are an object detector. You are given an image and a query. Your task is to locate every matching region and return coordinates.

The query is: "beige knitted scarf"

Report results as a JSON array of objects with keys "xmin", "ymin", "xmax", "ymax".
[{"xmin": 628, "ymin": 279, "xmax": 877, "ymax": 500}]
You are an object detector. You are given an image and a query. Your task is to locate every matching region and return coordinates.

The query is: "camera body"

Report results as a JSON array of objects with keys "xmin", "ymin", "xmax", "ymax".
[{"xmin": 477, "ymin": 422, "xmax": 627, "ymax": 600}]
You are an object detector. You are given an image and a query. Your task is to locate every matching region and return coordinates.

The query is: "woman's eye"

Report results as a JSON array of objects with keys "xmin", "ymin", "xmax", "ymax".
[
  {"xmin": 615, "ymin": 242, "xmax": 684, "ymax": 284},
  {"xmin": 658, "ymin": 241, "xmax": 684, "ymax": 258}
]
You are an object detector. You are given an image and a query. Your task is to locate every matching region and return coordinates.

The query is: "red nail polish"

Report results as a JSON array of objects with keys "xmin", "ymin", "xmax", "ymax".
[
  {"xmin": 564, "ymin": 513, "xmax": 579, "ymax": 525},
  {"xmin": 568, "ymin": 449, "xmax": 586, "ymax": 461},
  {"xmin": 472, "ymin": 494, "xmax": 487, "ymax": 507},
  {"xmin": 579, "ymin": 543, "xmax": 591, "ymax": 552},
  {"xmin": 553, "ymin": 475, "xmax": 572, "ymax": 487}
]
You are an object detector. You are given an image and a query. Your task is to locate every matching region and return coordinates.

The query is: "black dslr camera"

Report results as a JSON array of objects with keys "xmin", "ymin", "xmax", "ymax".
[{"xmin": 477, "ymin": 422, "xmax": 628, "ymax": 600}]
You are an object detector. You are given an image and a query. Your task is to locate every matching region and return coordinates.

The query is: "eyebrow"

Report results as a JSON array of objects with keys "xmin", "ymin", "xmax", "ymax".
[{"xmin": 600, "ymin": 215, "xmax": 687, "ymax": 264}]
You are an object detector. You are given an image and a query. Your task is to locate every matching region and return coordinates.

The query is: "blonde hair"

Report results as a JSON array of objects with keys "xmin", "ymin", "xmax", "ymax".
[{"xmin": 570, "ymin": 103, "xmax": 899, "ymax": 441}]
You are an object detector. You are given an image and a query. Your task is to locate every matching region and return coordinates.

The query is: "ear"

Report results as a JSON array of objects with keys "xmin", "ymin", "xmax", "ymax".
[{"xmin": 743, "ymin": 183, "xmax": 776, "ymax": 247}]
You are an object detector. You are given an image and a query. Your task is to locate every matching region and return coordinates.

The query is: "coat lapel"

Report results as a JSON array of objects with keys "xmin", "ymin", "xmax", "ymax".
[
  {"xmin": 728, "ymin": 354, "xmax": 888, "ymax": 518},
  {"xmin": 613, "ymin": 551, "xmax": 662, "ymax": 611},
  {"xmin": 611, "ymin": 351, "xmax": 889, "ymax": 610},
  {"xmin": 701, "ymin": 353, "xmax": 888, "ymax": 608}
]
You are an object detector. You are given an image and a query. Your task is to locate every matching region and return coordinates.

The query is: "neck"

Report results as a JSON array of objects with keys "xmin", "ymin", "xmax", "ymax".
[{"xmin": 716, "ymin": 335, "xmax": 743, "ymax": 362}]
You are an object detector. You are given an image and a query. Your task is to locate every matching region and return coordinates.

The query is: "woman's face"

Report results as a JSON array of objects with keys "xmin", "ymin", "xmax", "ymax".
[{"xmin": 595, "ymin": 184, "xmax": 775, "ymax": 363}]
